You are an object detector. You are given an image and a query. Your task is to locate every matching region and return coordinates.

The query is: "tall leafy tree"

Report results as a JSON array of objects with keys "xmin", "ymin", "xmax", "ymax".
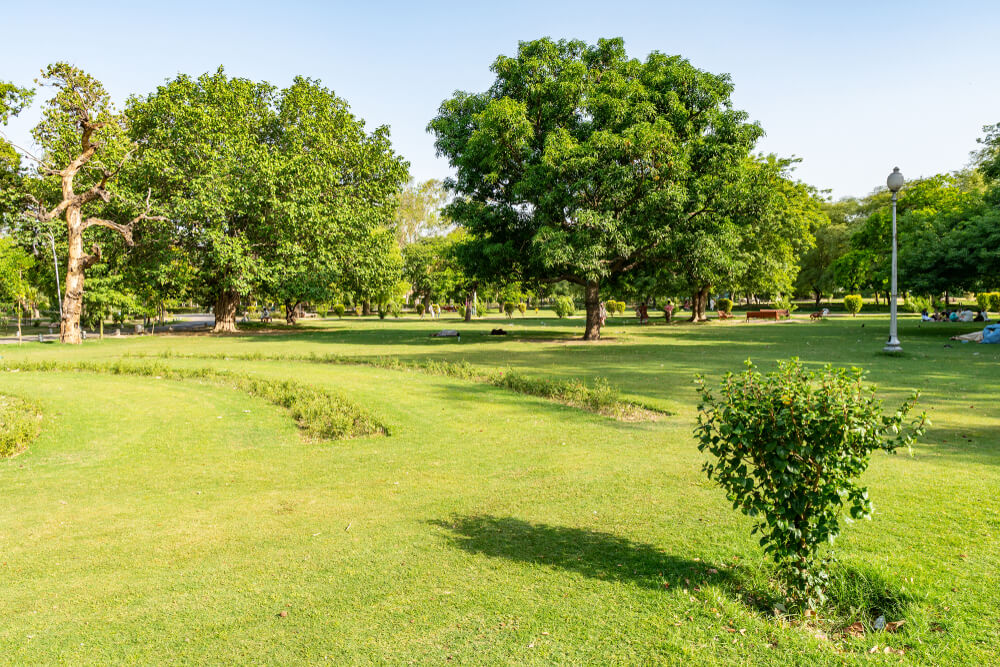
[
  {"xmin": 429, "ymin": 37, "xmax": 763, "ymax": 339},
  {"xmin": 394, "ymin": 179, "xmax": 450, "ymax": 246},
  {"xmin": 129, "ymin": 70, "xmax": 407, "ymax": 331}
]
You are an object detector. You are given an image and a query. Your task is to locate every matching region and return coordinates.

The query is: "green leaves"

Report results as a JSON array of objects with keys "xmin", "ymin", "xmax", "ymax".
[{"xmin": 695, "ymin": 359, "xmax": 928, "ymax": 608}]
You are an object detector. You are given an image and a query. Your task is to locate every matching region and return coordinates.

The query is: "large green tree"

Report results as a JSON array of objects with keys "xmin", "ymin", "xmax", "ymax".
[
  {"xmin": 128, "ymin": 69, "xmax": 407, "ymax": 331},
  {"xmin": 429, "ymin": 37, "xmax": 763, "ymax": 339}
]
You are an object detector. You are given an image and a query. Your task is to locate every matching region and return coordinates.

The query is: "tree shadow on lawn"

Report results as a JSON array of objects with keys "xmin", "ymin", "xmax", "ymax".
[
  {"xmin": 431, "ymin": 515, "xmax": 921, "ymax": 629},
  {"xmin": 429, "ymin": 515, "xmax": 717, "ymax": 592}
]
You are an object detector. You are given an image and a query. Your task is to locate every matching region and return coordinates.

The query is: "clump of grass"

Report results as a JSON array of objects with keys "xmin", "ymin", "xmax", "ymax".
[
  {"xmin": 127, "ymin": 351, "xmax": 665, "ymax": 420},
  {"xmin": 0, "ymin": 395, "xmax": 42, "ymax": 458},
  {"xmin": 3, "ymin": 361, "xmax": 385, "ymax": 441}
]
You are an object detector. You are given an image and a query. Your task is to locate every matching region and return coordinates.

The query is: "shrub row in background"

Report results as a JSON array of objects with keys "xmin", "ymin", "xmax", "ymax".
[
  {"xmin": 2, "ymin": 361, "xmax": 386, "ymax": 441},
  {"xmin": 129, "ymin": 351, "xmax": 666, "ymax": 421},
  {"xmin": 0, "ymin": 395, "xmax": 42, "ymax": 458}
]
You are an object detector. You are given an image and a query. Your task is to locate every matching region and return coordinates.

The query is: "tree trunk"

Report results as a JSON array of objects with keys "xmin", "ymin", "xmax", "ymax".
[
  {"xmin": 362, "ymin": 300, "xmax": 372, "ymax": 316},
  {"xmin": 689, "ymin": 285, "xmax": 710, "ymax": 322},
  {"xmin": 583, "ymin": 280, "xmax": 601, "ymax": 341},
  {"xmin": 60, "ymin": 207, "xmax": 86, "ymax": 344},
  {"xmin": 284, "ymin": 301, "xmax": 300, "ymax": 325},
  {"xmin": 814, "ymin": 290, "xmax": 822, "ymax": 307},
  {"xmin": 212, "ymin": 289, "xmax": 240, "ymax": 333},
  {"xmin": 465, "ymin": 291, "xmax": 473, "ymax": 322}
]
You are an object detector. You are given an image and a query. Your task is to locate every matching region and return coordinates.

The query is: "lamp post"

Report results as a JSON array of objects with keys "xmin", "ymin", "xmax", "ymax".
[{"xmin": 884, "ymin": 167, "xmax": 904, "ymax": 352}]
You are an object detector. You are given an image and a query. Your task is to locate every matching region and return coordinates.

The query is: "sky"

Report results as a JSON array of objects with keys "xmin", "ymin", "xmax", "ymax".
[{"xmin": 2, "ymin": 0, "xmax": 999, "ymax": 199}]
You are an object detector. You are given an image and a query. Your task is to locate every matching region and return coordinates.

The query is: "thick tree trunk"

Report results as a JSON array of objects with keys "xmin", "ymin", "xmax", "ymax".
[
  {"xmin": 60, "ymin": 208, "xmax": 86, "ymax": 344},
  {"xmin": 465, "ymin": 291, "xmax": 473, "ymax": 322},
  {"xmin": 583, "ymin": 280, "xmax": 601, "ymax": 341},
  {"xmin": 688, "ymin": 286, "xmax": 710, "ymax": 322},
  {"xmin": 212, "ymin": 289, "xmax": 240, "ymax": 333},
  {"xmin": 284, "ymin": 301, "xmax": 300, "ymax": 325},
  {"xmin": 362, "ymin": 300, "xmax": 372, "ymax": 316},
  {"xmin": 814, "ymin": 290, "xmax": 822, "ymax": 307}
]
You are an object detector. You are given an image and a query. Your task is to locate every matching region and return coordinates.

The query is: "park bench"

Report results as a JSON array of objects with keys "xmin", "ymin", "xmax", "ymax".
[
  {"xmin": 745, "ymin": 309, "xmax": 789, "ymax": 321},
  {"xmin": 717, "ymin": 310, "xmax": 733, "ymax": 320}
]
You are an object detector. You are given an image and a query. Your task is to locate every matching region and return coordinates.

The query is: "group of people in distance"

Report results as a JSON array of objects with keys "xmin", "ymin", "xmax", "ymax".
[{"xmin": 921, "ymin": 308, "xmax": 990, "ymax": 323}]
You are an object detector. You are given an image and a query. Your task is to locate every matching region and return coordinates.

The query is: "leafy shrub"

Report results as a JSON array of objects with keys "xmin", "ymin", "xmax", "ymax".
[
  {"xmin": 388, "ymin": 302, "xmax": 401, "ymax": 318},
  {"xmin": 0, "ymin": 395, "xmax": 42, "ymax": 458},
  {"xmin": 415, "ymin": 303, "xmax": 425, "ymax": 317},
  {"xmin": 695, "ymin": 360, "xmax": 927, "ymax": 608},
  {"xmin": 843, "ymin": 294, "xmax": 863, "ymax": 317},
  {"xmin": 773, "ymin": 295, "xmax": 797, "ymax": 314},
  {"xmin": 503, "ymin": 301, "xmax": 516, "ymax": 317},
  {"xmin": 333, "ymin": 303, "xmax": 346, "ymax": 318},
  {"xmin": 976, "ymin": 293, "xmax": 990, "ymax": 312},
  {"xmin": 903, "ymin": 295, "xmax": 932, "ymax": 314},
  {"xmin": 717, "ymin": 298, "xmax": 733, "ymax": 314},
  {"xmin": 606, "ymin": 300, "xmax": 625, "ymax": 316},
  {"xmin": 456, "ymin": 304, "xmax": 467, "ymax": 318},
  {"xmin": 553, "ymin": 296, "xmax": 575, "ymax": 318},
  {"xmin": 377, "ymin": 304, "xmax": 388, "ymax": 319},
  {"xmin": 989, "ymin": 292, "xmax": 1000, "ymax": 313},
  {"xmin": 517, "ymin": 302, "xmax": 527, "ymax": 316}
]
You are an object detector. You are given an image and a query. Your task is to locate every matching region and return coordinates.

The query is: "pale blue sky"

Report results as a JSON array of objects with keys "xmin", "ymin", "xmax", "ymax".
[{"xmin": 2, "ymin": 0, "xmax": 998, "ymax": 198}]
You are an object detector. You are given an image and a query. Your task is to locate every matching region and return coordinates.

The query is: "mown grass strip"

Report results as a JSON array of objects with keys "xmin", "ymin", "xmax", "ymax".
[
  {"xmin": 127, "ymin": 351, "xmax": 667, "ymax": 421},
  {"xmin": 0, "ymin": 394, "xmax": 43, "ymax": 458},
  {"xmin": 3, "ymin": 360, "xmax": 386, "ymax": 441}
]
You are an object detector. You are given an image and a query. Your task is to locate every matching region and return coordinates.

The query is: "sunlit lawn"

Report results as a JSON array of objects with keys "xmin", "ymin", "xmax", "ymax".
[{"xmin": 1, "ymin": 311, "xmax": 997, "ymax": 664}]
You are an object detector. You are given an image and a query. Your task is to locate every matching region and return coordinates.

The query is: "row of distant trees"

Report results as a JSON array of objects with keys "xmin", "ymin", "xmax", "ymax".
[{"xmin": 3, "ymin": 38, "xmax": 998, "ymax": 342}]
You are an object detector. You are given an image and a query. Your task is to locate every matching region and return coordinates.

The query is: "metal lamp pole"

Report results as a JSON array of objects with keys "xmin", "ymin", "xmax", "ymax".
[{"xmin": 884, "ymin": 167, "xmax": 904, "ymax": 352}]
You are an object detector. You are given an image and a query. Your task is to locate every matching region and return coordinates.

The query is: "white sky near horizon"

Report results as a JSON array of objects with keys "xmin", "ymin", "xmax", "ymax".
[{"xmin": 2, "ymin": 0, "xmax": 999, "ymax": 200}]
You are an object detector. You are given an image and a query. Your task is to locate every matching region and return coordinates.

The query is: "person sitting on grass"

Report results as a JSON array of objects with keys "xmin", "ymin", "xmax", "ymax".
[{"xmin": 949, "ymin": 310, "xmax": 959, "ymax": 322}]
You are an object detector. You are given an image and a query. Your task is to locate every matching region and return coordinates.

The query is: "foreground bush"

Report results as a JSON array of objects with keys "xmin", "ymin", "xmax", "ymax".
[
  {"xmin": 843, "ymin": 294, "xmax": 863, "ymax": 316},
  {"xmin": 0, "ymin": 395, "xmax": 42, "ymax": 458},
  {"xmin": 695, "ymin": 359, "xmax": 927, "ymax": 608},
  {"xmin": 716, "ymin": 298, "xmax": 733, "ymax": 314},
  {"xmin": 333, "ymin": 304, "xmax": 346, "ymax": 318},
  {"xmin": 503, "ymin": 301, "xmax": 516, "ymax": 317}
]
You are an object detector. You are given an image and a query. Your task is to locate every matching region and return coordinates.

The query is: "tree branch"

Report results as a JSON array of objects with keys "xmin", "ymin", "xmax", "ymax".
[{"xmin": 82, "ymin": 189, "xmax": 167, "ymax": 245}]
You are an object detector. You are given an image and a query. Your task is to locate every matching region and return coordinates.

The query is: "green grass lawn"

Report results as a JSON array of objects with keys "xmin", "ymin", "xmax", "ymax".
[{"xmin": 1, "ymin": 312, "xmax": 997, "ymax": 664}]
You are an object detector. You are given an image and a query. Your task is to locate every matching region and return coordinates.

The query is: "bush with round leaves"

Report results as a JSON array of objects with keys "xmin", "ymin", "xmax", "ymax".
[
  {"xmin": 843, "ymin": 294, "xmax": 863, "ymax": 317},
  {"xmin": 456, "ymin": 304, "xmax": 467, "ymax": 318},
  {"xmin": 517, "ymin": 302, "xmax": 527, "ymax": 316},
  {"xmin": 503, "ymin": 301, "xmax": 516, "ymax": 317},
  {"xmin": 695, "ymin": 360, "xmax": 927, "ymax": 608},
  {"xmin": 717, "ymin": 298, "xmax": 733, "ymax": 314},
  {"xmin": 553, "ymin": 296, "xmax": 575, "ymax": 319},
  {"xmin": 415, "ymin": 303, "xmax": 426, "ymax": 317},
  {"xmin": 333, "ymin": 304, "xmax": 346, "ymax": 319}
]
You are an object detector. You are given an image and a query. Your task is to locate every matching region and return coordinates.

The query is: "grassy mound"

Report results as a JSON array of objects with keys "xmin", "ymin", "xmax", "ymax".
[{"xmin": 2, "ymin": 360, "xmax": 385, "ymax": 441}]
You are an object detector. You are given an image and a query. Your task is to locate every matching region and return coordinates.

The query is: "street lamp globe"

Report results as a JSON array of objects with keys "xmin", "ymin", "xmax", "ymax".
[{"xmin": 887, "ymin": 167, "xmax": 904, "ymax": 193}]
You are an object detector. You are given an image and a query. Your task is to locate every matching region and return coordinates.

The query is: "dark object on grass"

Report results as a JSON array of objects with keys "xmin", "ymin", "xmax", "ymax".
[
  {"xmin": 490, "ymin": 328, "xmax": 508, "ymax": 336},
  {"xmin": 431, "ymin": 330, "xmax": 461, "ymax": 339}
]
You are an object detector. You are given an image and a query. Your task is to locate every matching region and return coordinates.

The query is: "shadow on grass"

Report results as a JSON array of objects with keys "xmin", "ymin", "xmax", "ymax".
[
  {"xmin": 432, "ymin": 515, "xmax": 921, "ymax": 629},
  {"xmin": 430, "ymin": 515, "xmax": 721, "ymax": 591}
]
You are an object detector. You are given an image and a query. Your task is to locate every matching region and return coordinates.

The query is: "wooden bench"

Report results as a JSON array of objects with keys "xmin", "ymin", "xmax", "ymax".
[
  {"xmin": 717, "ymin": 310, "xmax": 733, "ymax": 320},
  {"xmin": 745, "ymin": 309, "xmax": 789, "ymax": 321}
]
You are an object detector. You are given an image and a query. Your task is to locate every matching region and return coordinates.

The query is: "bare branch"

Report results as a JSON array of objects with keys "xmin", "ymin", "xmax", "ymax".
[
  {"xmin": 82, "ymin": 189, "xmax": 167, "ymax": 245},
  {"xmin": 0, "ymin": 131, "xmax": 61, "ymax": 174},
  {"xmin": 82, "ymin": 244, "xmax": 102, "ymax": 269}
]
